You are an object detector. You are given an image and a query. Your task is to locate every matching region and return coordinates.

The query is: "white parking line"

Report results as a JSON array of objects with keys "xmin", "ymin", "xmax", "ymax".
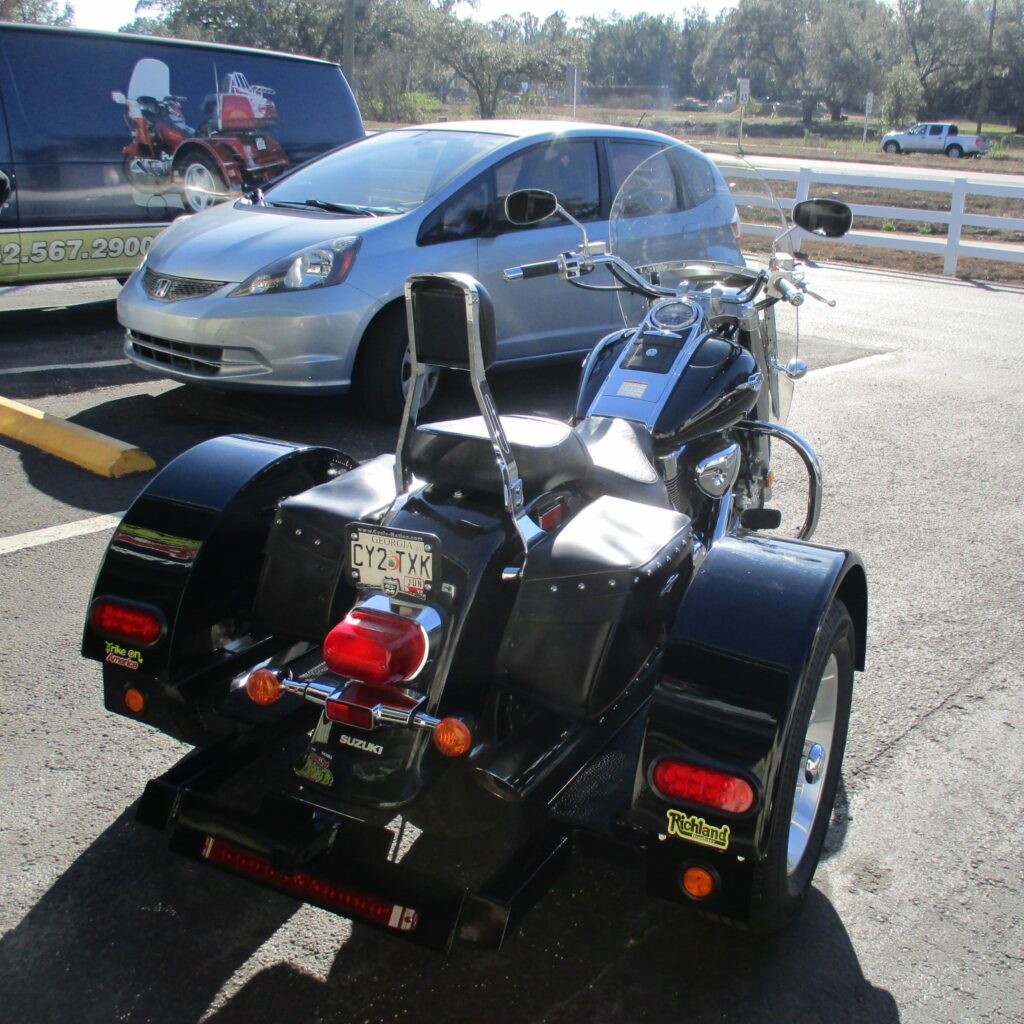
[
  {"xmin": 1, "ymin": 359, "xmax": 127, "ymax": 376},
  {"xmin": 0, "ymin": 513, "xmax": 123, "ymax": 556},
  {"xmin": 805, "ymin": 350, "xmax": 898, "ymax": 380}
]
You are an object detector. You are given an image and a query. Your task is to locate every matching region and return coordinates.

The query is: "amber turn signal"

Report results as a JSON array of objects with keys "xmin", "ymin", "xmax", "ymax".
[
  {"xmin": 432, "ymin": 717, "xmax": 472, "ymax": 758},
  {"xmin": 681, "ymin": 864, "xmax": 717, "ymax": 901},
  {"xmin": 245, "ymin": 668, "xmax": 283, "ymax": 706},
  {"xmin": 123, "ymin": 687, "xmax": 146, "ymax": 714}
]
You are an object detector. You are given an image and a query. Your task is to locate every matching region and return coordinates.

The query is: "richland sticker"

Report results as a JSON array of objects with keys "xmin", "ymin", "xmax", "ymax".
[{"xmin": 666, "ymin": 810, "xmax": 731, "ymax": 851}]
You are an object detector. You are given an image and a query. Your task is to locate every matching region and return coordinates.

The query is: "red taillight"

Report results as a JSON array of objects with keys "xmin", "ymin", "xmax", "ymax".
[
  {"xmin": 325, "ymin": 699, "xmax": 374, "ymax": 730},
  {"xmin": 323, "ymin": 607, "xmax": 427, "ymax": 685},
  {"xmin": 201, "ymin": 836, "xmax": 419, "ymax": 931},
  {"xmin": 652, "ymin": 759, "xmax": 755, "ymax": 813},
  {"xmin": 90, "ymin": 597, "xmax": 163, "ymax": 645}
]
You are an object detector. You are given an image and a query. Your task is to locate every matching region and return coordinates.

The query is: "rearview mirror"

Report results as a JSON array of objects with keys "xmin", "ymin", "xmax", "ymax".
[
  {"xmin": 505, "ymin": 189, "xmax": 558, "ymax": 226},
  {"xmin": 792, "ymin": 199, "xmax": 852, "ymax": 238}
]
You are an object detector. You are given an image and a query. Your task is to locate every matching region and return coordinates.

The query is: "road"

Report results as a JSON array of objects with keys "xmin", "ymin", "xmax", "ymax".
[
  {"xmin": 0, "ymin": 267, "xmax": 1022, "ymax": 1023},
  {"xmin": 744, "ymin": 152, "xmax": 1024, "ymax": 188}
]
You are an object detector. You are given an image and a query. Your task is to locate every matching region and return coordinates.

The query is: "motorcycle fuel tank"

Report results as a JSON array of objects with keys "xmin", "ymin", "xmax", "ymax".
[{"xmin": 587, "ymin": 325, "xmax": 760, "ymax": 453}]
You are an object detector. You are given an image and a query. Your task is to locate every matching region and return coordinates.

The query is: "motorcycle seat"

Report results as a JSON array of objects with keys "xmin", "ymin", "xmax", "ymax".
[
  {"xmin": 408, "ymin": 414, "xmax": 591, "ymax": 500},
  {"xmin": 576, "ymin": 416, "xmax": 671, "ymax": 509}
]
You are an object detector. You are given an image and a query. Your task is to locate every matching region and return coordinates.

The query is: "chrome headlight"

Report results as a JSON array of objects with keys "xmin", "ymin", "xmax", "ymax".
[{"xmin": 230, "ymin": 236, "xmax": 361, "ymax": 297}]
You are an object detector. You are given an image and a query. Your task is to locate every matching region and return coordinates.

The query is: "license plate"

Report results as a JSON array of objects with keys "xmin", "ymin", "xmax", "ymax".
[
  {"xmin": 255, "ymin": 136, "xmax": 266, "ymax": 151},
  {"xmin": 346, "ymin": 524, "xmax": 439, "ymax": 600}
]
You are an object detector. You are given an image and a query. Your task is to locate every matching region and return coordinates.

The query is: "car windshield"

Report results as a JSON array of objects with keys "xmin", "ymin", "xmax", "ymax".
[{"xmin": 266, "ymin": 129, "xmax": 510, "ymax": 215}]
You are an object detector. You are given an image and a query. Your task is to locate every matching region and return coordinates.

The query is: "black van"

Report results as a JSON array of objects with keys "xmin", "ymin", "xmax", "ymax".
[{"xmin": 0, "ymin": 23, "xmax": 363, "ymax": 285}]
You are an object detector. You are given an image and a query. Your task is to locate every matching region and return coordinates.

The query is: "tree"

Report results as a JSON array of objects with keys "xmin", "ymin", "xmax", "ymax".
[
  {"xmin": 577, "ymin": 10, "xmax": 712, "ymax": 99},
  {"xmin": 880, "ymin": 58, "xmax": 926, "ymax": 125},
  {"xmin": 697, "ymin": 0, "xmax": 894, "ymax": 124},
  {"xmin": 3, "ymin": 0, "xmax": 73, "ymax": 23},
  {"xmin": 894, "ymin": 0, "xmax": 987, "ymax": 116},
  {"xmin": 128, "ymin": 0, "xmax": 349, "ymax": 60},
  {"xmin": 423, "ymin": 9, "xmax": 581, "ymax": 118},
  {"xmin": 696, "ymin": 0, "xmax": 815, "ymax": 121},
  {"xmin": 989, "ymin": 0, "xmax": 1024, "ymax": 131},
  {"xmin": 804, "ymin": 0, "xmax": 894, "ymax": 121}
]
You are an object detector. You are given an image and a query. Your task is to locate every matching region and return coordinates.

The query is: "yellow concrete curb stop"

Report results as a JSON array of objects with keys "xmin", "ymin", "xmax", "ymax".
[{"xmin": 0, "ymin": 396, "xmax": 156, "ymax": 477}]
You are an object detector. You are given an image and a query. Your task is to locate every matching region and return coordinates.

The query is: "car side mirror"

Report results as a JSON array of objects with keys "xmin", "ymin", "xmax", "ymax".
[
  {"xmin": 0, "ymin": 171, "xmax": 10, "ymax": 207},
  {"xmin": 792, "ymin": 198, "xmax": 852, "ymax": 239},
  {"xmin": 505, "ymin": 189, "xmax": 558, "ymax": 226},
  {"xmin": 111, "ymin": 90, "xmax": 126, "ymax": 105}
]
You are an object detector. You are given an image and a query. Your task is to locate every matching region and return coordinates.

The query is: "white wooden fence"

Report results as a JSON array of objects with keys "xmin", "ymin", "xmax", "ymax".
[{"xmin": 717, "ymin": 160, "xmax": 1024, "ymax": 277}]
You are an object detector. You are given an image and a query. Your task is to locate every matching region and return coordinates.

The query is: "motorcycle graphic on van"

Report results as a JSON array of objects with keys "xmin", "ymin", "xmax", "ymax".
[{"xmin": 112, "ymin": 58, "xmax": 289, "ymax": 213}]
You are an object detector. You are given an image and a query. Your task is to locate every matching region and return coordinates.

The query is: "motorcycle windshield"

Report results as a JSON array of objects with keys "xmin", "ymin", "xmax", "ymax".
[{"xmin": 609, "ymin": 146, "xmax": 799, "ymax": 422}]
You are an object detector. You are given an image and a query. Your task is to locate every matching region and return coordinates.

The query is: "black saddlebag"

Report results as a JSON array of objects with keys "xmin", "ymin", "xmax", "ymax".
[
  {"xmin": 496, "ymin": 495, "xmax": 692, "ymax": 718},
  {"xmin": 251, "ymin": 454, "xmax": 398, "ymax": 640}
]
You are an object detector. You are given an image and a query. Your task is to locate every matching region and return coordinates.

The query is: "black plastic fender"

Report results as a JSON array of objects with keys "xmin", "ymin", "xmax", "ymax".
[
  {"xmin": 630, "ymin": 533, "xmax": 866, "ymax": 912},
  {"xmin": 82, "ymin": 434, "xmax": 351, "ymax": 738}
]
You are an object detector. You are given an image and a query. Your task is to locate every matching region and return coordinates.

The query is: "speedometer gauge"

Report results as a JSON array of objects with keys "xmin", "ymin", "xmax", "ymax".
[{"xmin": 650, "ymin": 299, "xmax": 699, "ymax": 332}]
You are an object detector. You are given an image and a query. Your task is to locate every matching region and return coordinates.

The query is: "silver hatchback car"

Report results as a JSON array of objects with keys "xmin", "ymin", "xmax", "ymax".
[{"xmin": 118, "ymin": 121, "xmax": 738, "ymax": 421}]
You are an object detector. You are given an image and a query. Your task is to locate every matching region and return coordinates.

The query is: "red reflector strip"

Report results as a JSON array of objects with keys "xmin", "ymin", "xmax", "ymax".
[
  {"xmin": 535, "ymin": 501, "xmax": 564, "ymax": 531},
  {"xmin": 325, "ymin": 699, "xmax": 374, "ymax": 730},
  {"xmin": 652, "ymin": 759, "xmax": 755, "ymax": 813},
  {"xmin": 201, "ymin": 836, "xmax": 419, "ymax": 932},
  {"xmin": 90, "ymin": 597, "xmax": 163, "ymax": 645}
]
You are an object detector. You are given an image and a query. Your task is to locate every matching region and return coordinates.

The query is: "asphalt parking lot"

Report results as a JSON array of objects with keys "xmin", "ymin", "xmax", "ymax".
[{"xmin": 1, "ymin": 266, "xmax": 1022, "ymax": 1023}]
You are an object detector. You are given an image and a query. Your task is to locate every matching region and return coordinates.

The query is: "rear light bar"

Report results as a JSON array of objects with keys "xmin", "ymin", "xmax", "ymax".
[
  {"xmin": 651, "ymin": 758, "xmax": 756, "ymax": 814},
  {"xmin": 89, "ymin": 596, "xmax": 165, "ymax": 645},
  {"xmin": 201, "ymin": 836, "xmax": 419, "ymax": 931},
  {"xmin": 237, "ymin": 670, "xmax": 474, "ymax": 757}
]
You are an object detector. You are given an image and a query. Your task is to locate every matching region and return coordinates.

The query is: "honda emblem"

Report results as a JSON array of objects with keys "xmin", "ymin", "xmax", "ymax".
[{"xmin": 153, "ymin": 278, "xmax": 172, "ymax": 299}]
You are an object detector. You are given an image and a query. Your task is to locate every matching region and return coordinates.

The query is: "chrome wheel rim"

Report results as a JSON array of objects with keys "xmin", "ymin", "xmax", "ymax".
[
  {"xmin": 401, "ymin": 345, "xmax": 439, "ymax": 411},
  {"xmin": 183, "ymin": 164, "xmax": 218, "ymax": 211},
  {"xmin": 787, "ymin": 652, "xmax": 839, "ymax": 875}
]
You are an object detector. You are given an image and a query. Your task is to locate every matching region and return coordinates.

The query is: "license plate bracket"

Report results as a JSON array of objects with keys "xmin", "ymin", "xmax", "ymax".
[{"xmin": 345, "ymin": 523, "xmax": 440, "ymax": 600}]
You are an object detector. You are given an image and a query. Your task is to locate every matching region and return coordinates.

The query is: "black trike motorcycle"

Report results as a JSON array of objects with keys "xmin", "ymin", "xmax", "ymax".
[{"xmin": 83, "ymin": 146, "xmax": 866, "ymax": 948}]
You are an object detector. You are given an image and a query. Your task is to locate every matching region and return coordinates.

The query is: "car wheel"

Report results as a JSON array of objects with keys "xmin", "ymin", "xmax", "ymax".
[
  {"xmin": 178, "ymin": 154, "xmax": 226, "ymax": 212},
  {"xmin": 358, "ymin": 305, "xmax": 441, "ymax": 424},
  {"xmin": 744, "ymin": 600, "xmax": 854, "ymax": 933},
  {"xmin": 882, "ymin": 141, "xmax": 900, "ymax": 154},
  {"xmin": 945, "ymin": 144, "xmax": 964, "ymax": 158}
]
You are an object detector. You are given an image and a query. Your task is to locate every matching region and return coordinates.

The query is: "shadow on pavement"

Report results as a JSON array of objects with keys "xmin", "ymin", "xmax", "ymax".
[
  {"xmin": 0, "ymin": 806, "xmax": 898, "ymax": 1024},
  {"xmin": 6, "ymin": 363, "xmax": 580, "ymax": 518}
]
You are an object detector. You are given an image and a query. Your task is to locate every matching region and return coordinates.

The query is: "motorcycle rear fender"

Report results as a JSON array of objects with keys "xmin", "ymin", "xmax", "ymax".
[
  {"xmin": 82, "ymin": 435, "xmax": 347, "ymax": 737},
  {"xmin": 173, "ymin": 139, "xmax": 242, "ymax": 187},
  {"xmin": 630, "ymin": 533, "xmax": 866, "ymax": 862}
]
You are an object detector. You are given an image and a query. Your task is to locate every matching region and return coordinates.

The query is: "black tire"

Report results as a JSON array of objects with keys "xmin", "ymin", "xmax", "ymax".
[
  {"xmin": 945, "ymin": 144, "xmax": 964, "ymax": 159},
  {"xmin": 357, "ymin": 304, "xmax": 440, "ymax": 424},
  {"xmin": 176, "ymin": 152, "xmax": 227, "ymax": 212},
  {"xmin": 746, "ymin": 599, "xmax": 855, "ymax": 933},
  {"xmin": 883, "ymin": 141, "xmax": 900, "ymax": 154}
]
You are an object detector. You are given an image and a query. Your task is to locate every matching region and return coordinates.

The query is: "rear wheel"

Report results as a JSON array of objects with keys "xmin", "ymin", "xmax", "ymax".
[
  {"xmin": 358, "ymin": 305, "xmax": 440, "ymax": 423},
  {"xmin": 883, "ymin": 141, "xmax": 900, "ymax": 154},
  {"xmin": 945, "ymin": 144, "xmax": 964, "ymax": 159},
  {"xmin": 178, "ymin": 153, "xmax": 227, "ymax": 211},
  {"xmin": 746, "ymin": 600, "xmax": 854, "ymax": 932}
]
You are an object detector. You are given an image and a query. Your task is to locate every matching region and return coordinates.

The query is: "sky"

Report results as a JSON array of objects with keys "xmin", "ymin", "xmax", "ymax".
[{"xmin": 70, "ymin": 0, "xmax": 739, "ymax": 34}]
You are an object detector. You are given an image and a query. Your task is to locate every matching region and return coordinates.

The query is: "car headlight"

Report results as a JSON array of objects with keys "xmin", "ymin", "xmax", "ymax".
[{"xmin": 229, "ymin": 237, "xmax": 361, "ymax": 297}]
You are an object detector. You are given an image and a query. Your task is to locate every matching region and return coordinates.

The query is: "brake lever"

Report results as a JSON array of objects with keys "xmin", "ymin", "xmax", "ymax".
[{"xmin": 801, "ymin": 285, "xmax": 837, "ymax": 308}]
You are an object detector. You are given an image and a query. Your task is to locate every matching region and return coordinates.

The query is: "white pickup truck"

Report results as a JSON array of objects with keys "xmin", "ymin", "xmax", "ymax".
[{"xmin": 880, "ymin": 122, "xmax": 990, "ymax": 158}]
